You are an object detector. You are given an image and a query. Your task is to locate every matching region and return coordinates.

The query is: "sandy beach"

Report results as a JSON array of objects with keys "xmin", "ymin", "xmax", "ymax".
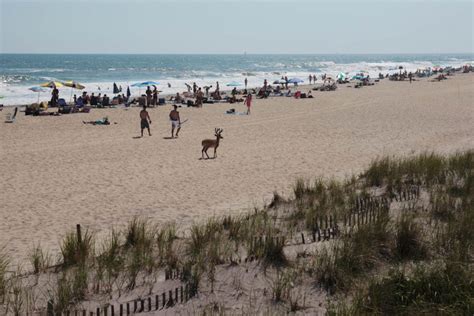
[{"xmin": 1, "ymin": 73, "xmax": 473, "ymax": 266}]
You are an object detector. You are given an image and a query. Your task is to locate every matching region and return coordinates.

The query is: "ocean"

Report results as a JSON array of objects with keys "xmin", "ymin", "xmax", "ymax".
[{"xmin": 1, "ymin": 53, "xmax": 472, "ymax": 106}]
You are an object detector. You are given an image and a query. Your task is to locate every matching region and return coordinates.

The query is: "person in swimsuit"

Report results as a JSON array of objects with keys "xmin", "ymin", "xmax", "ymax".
[
  {"xmin": 244, "ymin": 93, "xmax": 252, "ymax": 115},
  {"xmin": 140, "ymin": 105, "xmax": 152, "ymax": 137},
  {"xmin": 169, "ymin": 105, "xmax": 181, "ymax": 138}
]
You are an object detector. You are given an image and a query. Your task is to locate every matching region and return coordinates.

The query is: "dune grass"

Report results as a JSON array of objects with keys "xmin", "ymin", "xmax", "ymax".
[
  {"xmin": 1, "ymin": 150, "xmax": 473, "ymax": 314},
  {"xmin": 60, "ymin": 229, "xmax": 94, "ymax": 267}
]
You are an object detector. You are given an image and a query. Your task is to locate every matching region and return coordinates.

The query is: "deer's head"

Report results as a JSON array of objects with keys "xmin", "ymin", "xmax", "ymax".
[{"xmin": 215, "ymin": 128, "xmax": 223, "ymax": 139}]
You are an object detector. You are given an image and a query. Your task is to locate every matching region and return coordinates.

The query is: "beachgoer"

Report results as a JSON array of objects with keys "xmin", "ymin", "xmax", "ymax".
[
  {"xmin": 83, "ymin": 117, "xmax": 110, "ymax": 125},
  {"xmin": 51, "ymin": 87, "xmax": 59, "ymax": 107},
  {"xmin": 167, "ymin": 83, "xmax": 171, "ymax": 88},
  {"xmin": 196, "ymin": 88, "xmax": 204, "ymax": 107},
  {"xmin": 308, "ymin": 91, "xmax": 313, "ymax": 98},
  {"xmin": 244, "ymin": 77, "xmax": 248, "ymax": 89},
  {"xmin": 174, "ymin": 92, "xmax": 182, "ymax": 104},
  {"xmin": 313, "ymin": 74, "xmax": 317, "ymax": 83},
  {"xmin": 309, "ymin": 75, "xmax": 312, "ymax": 85},
  {"xmin": 204, "ymin": 85, "xmax": 212, "ymax": 97},
  {"xmin": 169, "ymin": 104, "xmax": 181, "ymax": 138},
  {"xmin": 409, "ymin": 72, "xmax": 413, "ymax": 83},
  {"xmin": 185, "ymin": 83, "xmax": 192, "ymax": 93},
  {"xmin": 193, "ymin": 82, "xmax": 197, "ymax": 95},
  {"xmin": 152, "ymin": 86, "xmax": 158, "ymax": 106},
  {"xmin": 140, "ymin": 105, "xmax": 152, "ymax": 137},
  {"xmin": 73, "ymin": 94, "xmax": 77, "ymax": 104},
  {"xmin": 102, "ymin": 94, "xmax": 110, "ymax": 106},
  {"xmin": 244, "ymin": 93, "xmax": 252, "ymax": 115},
  {"xmin": 146, "ymin": 86, "xmax": 152, "ymax": 106},
  {"xmin": 284, "ymin": 76, "xmax": 288, "ymax": 89},
  {"xmin": 90, "ymin": 93, "xmax": 98, "ymax": 106}
]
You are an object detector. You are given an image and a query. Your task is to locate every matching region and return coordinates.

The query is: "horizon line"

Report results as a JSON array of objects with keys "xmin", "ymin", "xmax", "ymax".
[{"xmin": 2, "ymin": 52, "xmax": 473, "ymax": 55}]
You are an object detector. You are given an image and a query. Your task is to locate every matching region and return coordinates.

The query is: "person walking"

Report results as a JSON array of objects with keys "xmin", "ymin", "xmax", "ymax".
[
  {"xmin": 244, "ymin": 93, "xmax": 252, "ymax": 115},
  {"xmin": 140, "ymin": 105, "xmax": 152, "ymax": 137},
  {"xmin": 169, "ymin": 104, "xmax": 181, "ymax": 138}
]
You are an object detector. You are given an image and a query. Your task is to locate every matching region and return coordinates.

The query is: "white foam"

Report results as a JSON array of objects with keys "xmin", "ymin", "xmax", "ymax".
[{"xmin": 0, "ymin": 59, "xmax": 470, "ymax": 106}]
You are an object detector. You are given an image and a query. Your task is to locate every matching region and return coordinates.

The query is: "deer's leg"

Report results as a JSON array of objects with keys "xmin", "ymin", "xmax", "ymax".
[
  {"xmin": 203, "ymin": 147, "xmax": 210, "ymax": 159},
  {"xmin": 214, "ymin": 147, "xmax": 217, "ymax": 158}
]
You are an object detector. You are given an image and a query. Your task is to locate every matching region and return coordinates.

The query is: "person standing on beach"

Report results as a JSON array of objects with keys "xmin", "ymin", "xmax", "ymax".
[
  {"xmin": 169, "ymin": 105, "xmax": 181, "ymax": 138},
  {"xmin": 244, "ymin": 93, "xmax": 252, "ymax": 115},
  {"xmin": 51, "ymin": 86, "xmax": 59, "ymax": 107},
  {"xmin": 409, "ymin": 72, "xmax": 413, "ymax": 83},
  {"xmin": 140, "ymin": 105, "xmax": 152, "ymax": 137},
  {"xmin": 308, "ymin": 75, "xmax": 312, "ymax": 85},
  {"xmin": 152, "ymin": 86, "xmax": 158, "ymax": 106},
  {"xmin": 313, "ymin": 74, "xmax": 317, "ymax": 83},
  {"xmin": 193, "ymin": 82, "xmax": 197, "ymax": 95},
  {"xmin": 196, "ymin": 88, "xmax": 204, "ymax": 107},
  {"xmin": 244, "ymin": 77, "xmax": 248, "ymax": 89},
  {"xmin": 284, "ymin": 76, "xmax": 288, "ymax": 89},
  {"xmin": 146, "ymin": 86, "xmax": 152, "ymax": 106}
]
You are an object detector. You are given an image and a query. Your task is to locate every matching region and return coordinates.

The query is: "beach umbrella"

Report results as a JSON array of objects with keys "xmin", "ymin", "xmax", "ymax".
[
  {"xmin": 131, "ymin": 81, "xmax": 160, "ymax": 87},
  {"xmin": 288, "ymin": 78, "xmax": 304, "ymax": 84},
  {"xmin": 29, "ymin": 86, "xmax": 49, "ymax": 103},
  {"xmin": 40, "ymin": 81, "xmax": 63, "ymax": 88},
  {"xmin": 226, "ymin": 81, "xmax": 242, "ymax": 87},
  {"xmin": 63, "ymin": 81, "xmax": 85, "ymax": 90},
  {"xmin": 131, "ymin": 81, "xmax": 159, "ymax": 96},
  {"xmin": 63, "ymin": 81, "xmax": 85, "ymax": 102}
]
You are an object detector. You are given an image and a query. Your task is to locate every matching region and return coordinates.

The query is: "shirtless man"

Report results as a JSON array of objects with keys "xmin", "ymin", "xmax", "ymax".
[
  {"xmin": 169, "ymin": 105, "xmax": 181, "ymax": 138},
  {"xmin": 140, "ymin": 105, "xmax": 152, "ymax": 137}
]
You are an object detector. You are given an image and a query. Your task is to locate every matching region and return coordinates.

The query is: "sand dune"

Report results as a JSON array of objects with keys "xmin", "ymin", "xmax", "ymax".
[{"xmin": 1, "ymin": 74, "xmax": 473, "ymax": 266}]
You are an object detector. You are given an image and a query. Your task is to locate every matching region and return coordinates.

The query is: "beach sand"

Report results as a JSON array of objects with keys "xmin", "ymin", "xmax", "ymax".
[{"xmin": 1, "ymin": 74, "xmax": 473, "ymax": 266}]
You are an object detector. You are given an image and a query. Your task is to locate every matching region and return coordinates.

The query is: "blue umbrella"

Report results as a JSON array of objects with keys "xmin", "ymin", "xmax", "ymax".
[
  {"xmin": 131, "ymin": 81, "xmax": 160, "ymax": 87},
  {"xmin": 288, "ymin": 78, "xmax": 304, "ymax": 84},
  {"xmin": 29, "ymin": 86, "xmax": 49, "ymax": 103},
  {"xmin": 226, "ymin": 81, "xmax": 242, "ymax": 87}
]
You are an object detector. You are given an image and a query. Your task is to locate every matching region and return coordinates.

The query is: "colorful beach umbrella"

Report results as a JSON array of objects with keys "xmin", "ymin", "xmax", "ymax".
[
  {"xmin": 63, "ymin": 81, "xmax": 85, "ymax": 103},
  {"xmin": 40, "ymin": 81, "xmax": 63, "ymax": 88},
  {"xmin": 131, "ymin": 81, "xmax": 160, "ymax": 87},
  {"xmin": 63, "ymin": 81, "xmax": 85, "ymax": 89},
  {"xmin": 29, "ymin": 86, "xmax": 49, "ymax": 103},
  {"xmin": 226, "ymin": 81, "xmax": 242, "ymax": 87}
]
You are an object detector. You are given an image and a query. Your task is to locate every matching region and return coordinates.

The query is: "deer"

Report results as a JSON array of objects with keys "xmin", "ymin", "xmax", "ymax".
[{"xmin": 201, "ymin": 128, "xmax": 223, "ymax": 159}]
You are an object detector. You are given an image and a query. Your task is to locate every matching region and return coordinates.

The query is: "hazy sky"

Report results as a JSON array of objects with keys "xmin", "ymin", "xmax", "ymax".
[{"xmin": 1, "ymin": 0, "xmax": 473, "ymax": 54}]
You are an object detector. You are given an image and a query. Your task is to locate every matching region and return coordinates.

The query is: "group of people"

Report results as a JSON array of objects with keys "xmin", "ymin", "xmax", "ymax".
[
  {"xmin": 145, "ymin": 86, "xmax": 160, "ymax": 106},
  {"xmin": 73, "ymin": 91, "xmax": 128, "ymax": 107},
  {"xmin": 139, "ymin": 104, "xmax": 182, "ymax": 138}
]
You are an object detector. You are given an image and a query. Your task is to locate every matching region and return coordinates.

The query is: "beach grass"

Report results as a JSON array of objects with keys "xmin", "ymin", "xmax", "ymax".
[{"xmin": 1, "ymin": 150, "xmax": 472, "ymax": 314}]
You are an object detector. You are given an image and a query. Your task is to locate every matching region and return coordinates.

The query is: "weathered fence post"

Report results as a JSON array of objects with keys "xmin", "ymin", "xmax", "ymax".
[
  {"xmin": 162, "ymin": 292, "xmax": 166, "ymax": 309},
  {"xmin": 301, "ymin": 233, "xmax": 305, "ymax": 244},
  {"xmin": 148, "ymin": 297, "xmax": 151, "ymax": 311},
  {"xmin": 155, "ymin": 295, "xmax": 159, "ymax": 310},
  {"xmin": 76, "ymin": 224, "xmax": 82, "ymax": 244},
  {"xmin": 126, "ymin": 302, "xmax": 130, "ymax": 315}
]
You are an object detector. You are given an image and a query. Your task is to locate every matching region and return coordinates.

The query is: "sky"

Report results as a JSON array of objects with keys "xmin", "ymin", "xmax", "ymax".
[{"xmin": 0, "ymin": 0, "xmax": 473, "ymax": 54}]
